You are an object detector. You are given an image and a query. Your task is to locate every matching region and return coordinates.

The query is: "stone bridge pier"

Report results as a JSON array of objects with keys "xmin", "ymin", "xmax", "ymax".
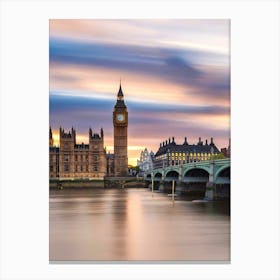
[
  {"xmin": 175, "ymin": 164, "xmax": 184, "ymax": 195},
  {"xmin": 205, "ymin": 161, "xmax": 215, "ymax": 200},
  {"xmin": 158, "ymin": 170, "xmax": 180, "ymax": 193},
  {"xmin": 158, "ymin": 171, "xmax": 165, "ymax": 191}
]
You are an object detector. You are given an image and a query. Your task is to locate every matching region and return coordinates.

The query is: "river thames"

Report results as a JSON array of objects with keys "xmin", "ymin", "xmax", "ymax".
[{"xmin": 49, "ymin": 188, "xmax": 230, "ymax": 262}]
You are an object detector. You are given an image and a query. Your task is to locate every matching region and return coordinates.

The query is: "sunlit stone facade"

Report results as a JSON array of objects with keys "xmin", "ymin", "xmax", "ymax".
[{"xmin": 49, "ymin": 127, "xmax": 107, "ymax": 179}]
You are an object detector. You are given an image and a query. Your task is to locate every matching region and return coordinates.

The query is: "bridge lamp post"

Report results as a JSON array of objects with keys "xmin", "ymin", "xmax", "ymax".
[
  {"xmin": 151, "ymin": 174, "xmax": 154, "ymax": 197},
  {"xmin": 172, "ymin": 179, "xmax": 175, "ymax": 206}
]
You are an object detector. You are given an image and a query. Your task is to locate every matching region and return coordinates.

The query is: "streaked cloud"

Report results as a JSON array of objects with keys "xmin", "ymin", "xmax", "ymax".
[
  {"xmin": 49, "ymin": 19, "xmax": 230, "ymax": 165},
  {"xmin": 49, "ymin": 38, "xmax": 229, "ymax": 100}
]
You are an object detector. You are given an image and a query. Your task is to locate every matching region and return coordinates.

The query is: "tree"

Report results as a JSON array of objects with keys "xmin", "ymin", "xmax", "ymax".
[{"xmin": 213, "ymin": 153, "xmax": 226, "ymax": 160}]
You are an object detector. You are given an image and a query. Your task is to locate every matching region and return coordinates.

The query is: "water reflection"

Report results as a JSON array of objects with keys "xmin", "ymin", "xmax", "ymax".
[{"xmin": 49, "ymin": 188, "xmax": 230, "ymax": 261}]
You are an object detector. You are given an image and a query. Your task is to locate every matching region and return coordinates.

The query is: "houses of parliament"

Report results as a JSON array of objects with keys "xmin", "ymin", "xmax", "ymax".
[{"xmin": 49, "ymin": 84, "xmax": 128, "ymax": 179}]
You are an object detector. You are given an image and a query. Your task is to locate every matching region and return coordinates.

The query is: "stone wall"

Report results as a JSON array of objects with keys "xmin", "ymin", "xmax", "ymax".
[
  {"xmin": 50, "ymin": 177, "xmax": 146, "ymax": 189},
  {"xmin": 49, "ymin": 179, "xmax": 104, "ymax": 189},
  {"xmin": 104, "ymin": 177, "xmax": 145, "ymax": 188}
]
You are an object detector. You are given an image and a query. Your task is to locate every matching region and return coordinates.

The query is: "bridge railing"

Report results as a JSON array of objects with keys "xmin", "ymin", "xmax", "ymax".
[{"xmin": 147, "ymin": 158, "xmax": 230, "ymax": 173}]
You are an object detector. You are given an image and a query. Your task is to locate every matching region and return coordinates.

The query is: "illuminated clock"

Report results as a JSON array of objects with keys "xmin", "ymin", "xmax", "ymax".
[{"xmin": 116, "ymin": 114, "xmax": 124, "ymax": 122}]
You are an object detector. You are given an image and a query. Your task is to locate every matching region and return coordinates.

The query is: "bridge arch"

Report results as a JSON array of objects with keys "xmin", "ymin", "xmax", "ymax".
[
  {"xmin": 215, "ymin": 165, "xmax": 230, "ymax": 198},
  {"xmin": 215, "ymin": 165, "xmax": 230, "ymax": 184},
  {"xmin": 145, "ymin": 174, "xmax": 152, "ymax": 181},
  {"xmin": 165, "ymin": 170, "xmax": 179, "ymax": 182},
  {"xmin": 215, "ymin": 164, "xmax": 230, "ymax": 180},
  {"xmin": 183, "ymin": 166, "xmax": 210, "ymax": 178},
  {"xmin": 182, "ymin": 168, "xmax": 209, "ymax": 197},
  {"xmin": 183, "ymin": 168, "xmax": 209, "ymax": 182},
  {"xmin": 154, "ymin": 172, "xmax": 162, "ymax": 181}
]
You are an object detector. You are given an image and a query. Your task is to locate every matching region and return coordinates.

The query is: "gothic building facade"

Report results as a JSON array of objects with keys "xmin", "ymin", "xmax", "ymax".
[
  {"xmin": 137, "ymin": 148, "xmax": 154, "ymax": 176},
  {"xmin": 49, "ymin": 84, "xmax": 129, "ymax": 179},
  {"xmin": 49, "ymin": 127, "xmax": 107, "ymax": 179}
]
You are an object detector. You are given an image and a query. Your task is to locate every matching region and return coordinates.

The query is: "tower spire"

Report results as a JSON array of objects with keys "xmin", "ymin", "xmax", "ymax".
[
  {"xmin": 113, "ymin": 79, "xmax": 128, "ymax": 176},
  {"xmin": 117, "ymin": 79, "xmax": 124, "ymax": 99}
]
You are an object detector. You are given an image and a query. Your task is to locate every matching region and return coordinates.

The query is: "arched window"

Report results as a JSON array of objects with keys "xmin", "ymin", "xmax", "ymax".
[{"xmin": 64, "ymin": 164, "xmax": 69, "ymax": 172}]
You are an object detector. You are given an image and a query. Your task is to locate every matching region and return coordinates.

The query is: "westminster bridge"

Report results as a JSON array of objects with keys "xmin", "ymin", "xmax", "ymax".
[{"xmin": 144, "ymin": 158, "xmax": 230, "ymax": 200}]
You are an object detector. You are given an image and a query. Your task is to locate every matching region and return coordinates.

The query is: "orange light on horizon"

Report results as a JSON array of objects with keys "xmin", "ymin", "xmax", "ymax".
[{"xmin": 51, "ymin": 131, "xmax": 143, "ymax": 166}]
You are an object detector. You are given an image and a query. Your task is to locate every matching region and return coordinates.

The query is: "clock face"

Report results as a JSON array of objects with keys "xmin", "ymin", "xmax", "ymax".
[{"xmin": 116, "ymin": 114, "xmax": 125, "ymax": 122}]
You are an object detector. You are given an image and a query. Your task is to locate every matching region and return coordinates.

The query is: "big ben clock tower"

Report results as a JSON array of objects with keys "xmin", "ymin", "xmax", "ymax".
[{"xmin": 113, "ymin": 83, "xmax": 128, "ymax": 176}]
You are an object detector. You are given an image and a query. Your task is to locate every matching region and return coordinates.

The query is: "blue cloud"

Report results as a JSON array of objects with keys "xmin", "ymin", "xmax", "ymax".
[
  {"xmin": 49, "ymin": 38, "xmax": 229, "ymax": 100},
  {"xmin": 49, "ymin": 94, "xmax": 229, "ymax": 144}
]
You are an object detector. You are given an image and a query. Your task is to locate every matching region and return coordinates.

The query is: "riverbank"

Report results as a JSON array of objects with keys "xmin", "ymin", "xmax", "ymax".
[
  {"xmin": 49, "ymin": 177, "xmax": 146, "ymax": 189},
  {"xmin": 49, "ymin": 179, "xmax": 104, "ymax": 189},
  {"xmin": 104, "ymin": 176, "xmax": 146, "ymax": 188}
]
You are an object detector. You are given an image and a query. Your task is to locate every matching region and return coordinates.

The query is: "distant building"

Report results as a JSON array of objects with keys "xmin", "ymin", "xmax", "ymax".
[
  {"xmin": 153, "ymin": 137, "xmax": 220, "ymax": 169},
  {"xmin": 128, "ymin": 166, "xmax": 138, "ymax": 176},
  {"xmin": 49, "ymin": 146, "xmax": 59, "ymax": 178},
  {"xmin": 221, "ymin": 138, "xmax": 231, "ymax": 158},
  {"xmin": 106, "ymin": 152, "xmax": 115, "ymax": 177},
  {"xmin": 137, "ymin": 148, "xmax": 154, "ymax": 175},
  {"xmin": 49, "ymin": 127, "xmax": 59, "ymax": 178}
]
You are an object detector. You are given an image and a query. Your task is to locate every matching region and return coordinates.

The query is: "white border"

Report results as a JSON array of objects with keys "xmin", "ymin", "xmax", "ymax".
[{"xmin": 1, "ymin": 1, "xmax": 279, "ymax": 279}]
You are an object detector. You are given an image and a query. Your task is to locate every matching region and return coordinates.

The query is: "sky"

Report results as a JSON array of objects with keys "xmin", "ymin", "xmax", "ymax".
[{"xmin": 49, "ymin": 19, "xmax": 230, "ymax": 166}]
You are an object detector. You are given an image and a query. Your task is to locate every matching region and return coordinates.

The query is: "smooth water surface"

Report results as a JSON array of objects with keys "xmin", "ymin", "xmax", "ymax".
[{"xmin": 49, "ymin": 188, "xmax": 230, "ymax": 261}]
